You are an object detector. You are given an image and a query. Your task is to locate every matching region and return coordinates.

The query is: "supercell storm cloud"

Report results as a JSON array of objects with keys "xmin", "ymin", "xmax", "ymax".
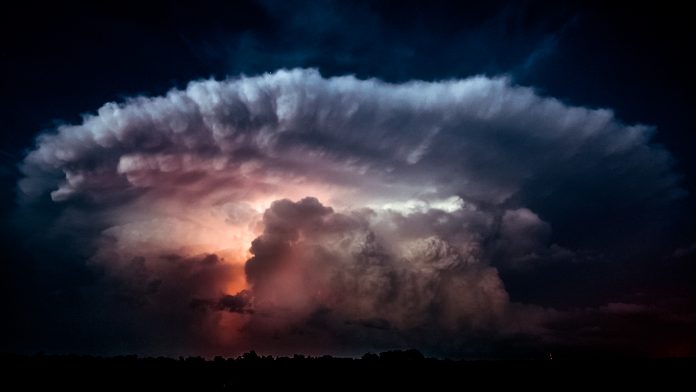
[{"xmin": 15, "ymin": 69, "xmax": 684, "ymax": 356}]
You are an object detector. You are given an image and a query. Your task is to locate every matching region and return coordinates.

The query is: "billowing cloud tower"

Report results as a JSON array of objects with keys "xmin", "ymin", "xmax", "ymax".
[{"xmin": 18, "ymin": 69, "xmax": 682, "ymax": 356}]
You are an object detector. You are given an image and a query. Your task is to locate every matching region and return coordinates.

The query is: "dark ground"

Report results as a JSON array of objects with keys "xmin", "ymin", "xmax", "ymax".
[{"xmin": 2, "ymin": 350, "xmax": 693, "ymax": 390}]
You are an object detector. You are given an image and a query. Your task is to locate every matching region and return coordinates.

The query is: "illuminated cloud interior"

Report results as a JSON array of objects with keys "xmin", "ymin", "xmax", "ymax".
[{"xmin": 18, "ymin": 69, "xmax": 682, "ymax": 355}]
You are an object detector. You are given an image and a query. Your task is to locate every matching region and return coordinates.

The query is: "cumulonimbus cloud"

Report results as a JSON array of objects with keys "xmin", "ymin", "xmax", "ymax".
[{"xmin": 17, "ymin": 69, "xmax": 683, "ymax": 355}]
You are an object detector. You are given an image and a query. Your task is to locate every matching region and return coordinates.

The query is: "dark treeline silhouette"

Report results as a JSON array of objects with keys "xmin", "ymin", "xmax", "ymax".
[{"xmin": 1, "ymin": 350, "xmax": 692, "ymax": 389}]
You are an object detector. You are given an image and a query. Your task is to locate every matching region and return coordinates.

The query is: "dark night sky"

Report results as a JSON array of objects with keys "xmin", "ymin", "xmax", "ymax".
[{"xmin": 1, "ymin": 1, "xmax": 695, "ymax": 358}]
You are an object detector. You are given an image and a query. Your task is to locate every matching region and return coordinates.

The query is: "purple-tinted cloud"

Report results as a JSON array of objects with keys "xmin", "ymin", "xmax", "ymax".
[{"xmin": 16, "ymin": 69, "xmax": 684, "ymax": 356}]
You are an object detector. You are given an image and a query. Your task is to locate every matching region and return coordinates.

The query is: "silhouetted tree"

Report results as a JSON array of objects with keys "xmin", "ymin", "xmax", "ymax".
[
  {"xmin": 241, "ymin": 351, "xmax": 260, "ymax": 361},
  {"xmin": 362, "ymin": 352, "xmax": 379, "ymax": 361}
]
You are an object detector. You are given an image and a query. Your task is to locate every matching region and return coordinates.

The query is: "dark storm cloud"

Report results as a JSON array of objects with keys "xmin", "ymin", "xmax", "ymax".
[
  {"xmin": 217, "ymin": 290, "xmax": 254, "ymax": 314},
  {"xmin": 245, "ymin": 197, "xmax": 337, "ymax": 285},
  {"xmin": 228, "ymin": 197, "xmax": 518, "ymax": 355},
  {"xmin": 20, "ymin": 69, "xmax": 681, "ymax": 231},
  {"xmin": 541, "ymin": 300, "xmax": 696, "ymax": 358},
  {"xmin": 201, "ymin": 0, "xmax": 576, "ymax": 82},
  {"xmin": 13, "ymin": 68, "xmax": 685, "ymax": 356}
]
